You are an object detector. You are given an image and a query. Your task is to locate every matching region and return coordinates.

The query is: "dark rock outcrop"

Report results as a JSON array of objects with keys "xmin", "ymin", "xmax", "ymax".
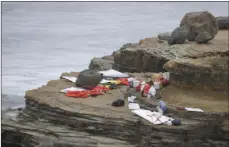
[
  {"xmin": 216, "ymin": 16, "xmax": 229, "ymax": 29},
  {"xmin": 180, "ymin": 11, "xmax": 219, "ymax": 42},
  {"xmin": 168, "ymin": 26, "xmax": 189, "ymax": 45},
  {"xmin": 195, "ymin": 31, "xmax": 213, "ymax": 43},
  {"xmin": 75, "ymin": 69, "xmax": 102, "ymax": 87},
  {"xmin": 2, "ymin": 109, "xmax": 134, "ymax": 147},
  {"xmin": 89, "ymin": 56, "xmax": 114, "ymax": 71},
  {"xmin": 114, "ymin": 30, "xmax": 228, "ymax": 91}
]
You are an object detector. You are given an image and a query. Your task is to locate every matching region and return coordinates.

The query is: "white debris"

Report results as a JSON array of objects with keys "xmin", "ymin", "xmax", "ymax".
[
  {"xmin": 60, "ymin": 87, "xmax": 85, "ymax": 93},
  {"xmin": 61, "ymin": 76, "xmax": 77, "ymax": 83},
  {"xmin": 128, "ymin": 103, "xmax": 140, "ymax": 110},
  {"xmin": 99, "ymin": 69, "xmax": 129, "ymax": 78},
  {"xmin": 128, "ymin": 96, "xmax": 137, "ymax": 103},
  {"xmin": 185, "ymin": 107, "xmax": 204, "ymax": 112}
]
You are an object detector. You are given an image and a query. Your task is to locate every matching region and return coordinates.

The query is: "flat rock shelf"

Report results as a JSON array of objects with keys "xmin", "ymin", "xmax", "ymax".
[{"xmin": 2, "ymin": 71, "xmax": 229, "ymax": 147}]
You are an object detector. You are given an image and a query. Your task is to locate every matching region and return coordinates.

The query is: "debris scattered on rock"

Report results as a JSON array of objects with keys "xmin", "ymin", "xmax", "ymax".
[{"xmin": 3, "ymin": 11, "xmax": 229, "ymax": 147}]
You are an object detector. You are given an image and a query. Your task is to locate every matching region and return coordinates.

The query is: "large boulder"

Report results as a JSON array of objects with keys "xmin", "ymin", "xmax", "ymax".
[
  {"xmin": 89, "ymin": 56, "xmax": 114, "ymax": 71},
  {"xmin": 114, "ymin": 30, "xmax": 228, "ymax": 91},
  {"xmin": 168, "ymin": 26, "xmax": 189, "ymax": 45},
  {"xmin": 195, "ymin": 31, "xmax": 212, "ymax": 44},
  {"xmin": 75, "ymin": 69, "xmax": 102, "ymax": 87},
  {"xmin": 216, "ymin": 16, "xmax": 229, "ymax": 29},
  {"xmin": 180, "ymin": 11, "xmax": 219, "ymax": 42}
]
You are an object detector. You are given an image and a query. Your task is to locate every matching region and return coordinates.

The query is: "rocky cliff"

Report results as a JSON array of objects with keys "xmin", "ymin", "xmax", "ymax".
[
  {"xmin": 106, "ymin": 30, "xmax": 228, "ymax": 91},
  {"xmin": 2, "ymin": 13, "xmax": 229, "ymax": 147},
  {"xmin": 2, "ymin": 71, "xmax": 229, "ymax": 147}
]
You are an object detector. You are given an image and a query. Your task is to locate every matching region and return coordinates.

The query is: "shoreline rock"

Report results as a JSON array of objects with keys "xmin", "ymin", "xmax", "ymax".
[
  {"xmin": 168, "ymin": 26, "xmax": 189, "ymax": 45},
  {"xmin": 89, "ymin": 56, "xmax": 114, "ymax": 71},
  {"xmin": 2, "ymin": 71, "xmax": 229, "ymax": 146},
  {"xmin": 2, "ymin": 13, "xmax": 229, "ymax": 147},
  {"xmin": 112, "ymin": 30, "xmax": 228, "ymax": 91}
]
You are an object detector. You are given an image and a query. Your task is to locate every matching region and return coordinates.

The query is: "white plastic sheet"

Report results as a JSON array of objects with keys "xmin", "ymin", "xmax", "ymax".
[
  {"xmin": 140, "ymin": 81, "xmax": 146, "ymax": 92},
  {"xmin": 128, "ymin": 96, "xmax": 137, "ymax": 103},
  {"xmin": 127, "ymin": 77, "xmax": 136, "ymax": 82},
  {"xmin": 132, "ymin": 109, "xmax": 174, "ymax": 125},
  {"xmin": 128, "ymin": 103, "xmax": 140, "ymax": 110},
  {"xmin": 60, "ymin": 87, "xmax": 85, "ymax": 93},
  {"xmin": 61, "ymin": 76, "xmax": 77, "ymax": 83},
  {"xmin": 163, "ymin": 72, "xmax": 170, "ymax": 80},
  {"xmin": 133, "ymin": 80, "xmax": 140, "ymax": 88},
  {"xmin": 100, "ymin": 79, "xmax": 112, "ymax": 84},
  {"xmin": 154, "ymin": 81, "xmax": 162, "ymax": 90},
  {"xmin": 148, "ymin": 86, "xmax": 156, "ymax": 97},
  {"xmin": 99, "ymin": 69, "xmax": 129, "ymax": 78},
  {"xmin": 185, "ymin": 107, "xmax": 204, "ymax": 112}
]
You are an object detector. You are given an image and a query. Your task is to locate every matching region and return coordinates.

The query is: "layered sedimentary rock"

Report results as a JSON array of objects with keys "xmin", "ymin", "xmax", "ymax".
[
  {"xmin": 2, "ymin": 12, "xmax": 229, "ymax": 147},
  {"xmin": 113, "ymin": 30, "xmax": 228, "ymax": 91},
  {"xmin": 2, "ymin": 71, "xmax": 229, "ymax": 147}
]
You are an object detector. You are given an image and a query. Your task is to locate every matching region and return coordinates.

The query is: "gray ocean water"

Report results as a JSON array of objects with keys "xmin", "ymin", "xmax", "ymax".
[{"xmin": 2, "ymin": 2, "xmax": 228, "ymax": 109}]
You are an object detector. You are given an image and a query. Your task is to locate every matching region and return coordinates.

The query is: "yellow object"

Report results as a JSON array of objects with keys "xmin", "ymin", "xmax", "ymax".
[
  {"xmin": 100, "ymin": 80, "xmax": 121, "ymax": 86},
  {"xmin": 99, "ymin": 84, "xmax": 110, "ymax": 88},
  {"xmin": 109, "ymin": 80, "xmax": 121, "ymax": 85}
]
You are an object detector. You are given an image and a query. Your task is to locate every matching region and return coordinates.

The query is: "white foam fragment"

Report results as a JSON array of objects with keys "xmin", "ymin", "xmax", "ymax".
[
  {"xmin": 185, "ymin": 107, "xmax": 204, "ymax": 112},
  {"xmin": 99, "ymin": 69, "xmax": 129, "ymax": 78},
  {"xmin": 128, "ymin": 103, "xmax": 140, "ymax": 110},
  {"xmin": 60, "ymin": 87, "xmax": 85, "ymax": 93},
  {"xmin": 61, "ymin": 76, "xmax": 77, "ymax": 83},
  {"xmin": 128, "ymin": 96, "xmax": 137, "ymax": 103}
]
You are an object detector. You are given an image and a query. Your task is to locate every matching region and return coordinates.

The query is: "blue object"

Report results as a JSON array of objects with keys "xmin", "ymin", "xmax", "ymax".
[
  {"xmin": 172, "ymin": 119, "xmax": 181, "ymax": 126},
  {"xmin": 159, "ymin": 101, "xmax": 167, "ymax": 113}
]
